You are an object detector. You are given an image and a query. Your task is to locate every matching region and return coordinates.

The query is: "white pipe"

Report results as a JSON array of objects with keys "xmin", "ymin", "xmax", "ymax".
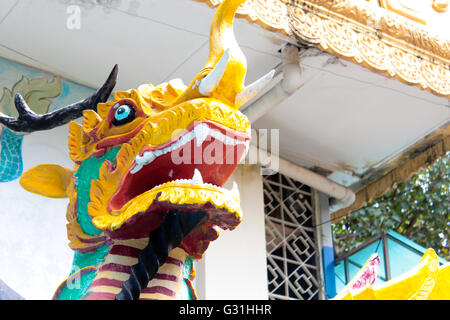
[
  {"xmin": 248, "ymin": 144, "xmax": 356, "ymax": 212},
  {"xmin": 243, "ymin": 44, "xmax": 303, "ymax": 122},
  {"xmin": 242, "ymin": 44, "xmax": 355, "ymax": 212}
]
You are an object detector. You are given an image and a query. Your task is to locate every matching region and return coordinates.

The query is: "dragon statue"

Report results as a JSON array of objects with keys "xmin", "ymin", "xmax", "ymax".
[
  {"xmin": 0, "ymin": 0, "xmax": 447, "ymax": 301},
  {"xmin": 0, "ymin": 0, "xmax": 274, "ymax": 300}
]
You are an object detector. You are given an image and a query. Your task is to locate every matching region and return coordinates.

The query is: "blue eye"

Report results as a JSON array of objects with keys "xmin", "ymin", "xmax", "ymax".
[{"xmin": 112, "ymin": 104, "xmax": 136, "ymax": 126}]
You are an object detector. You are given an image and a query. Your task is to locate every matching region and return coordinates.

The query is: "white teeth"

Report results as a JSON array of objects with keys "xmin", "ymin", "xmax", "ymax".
[
  {"xmin": 148, "ymin": 176, "xmax": 240, "ymax": 200},
  {"xmin": 144, "ymin": 152, "xmax": 156, "ymax": 163},
  {"xmin": 130, "ymin": 164, "xmax": 142, "ymax": 174},
  {"xmin": 131, "ymin": 151, "xmax": 156, "ymax": 174},
  {"xmin": 130, "ymin": 123, "xmax": 248, "ymax": 174},
  {"xmin": 195, "ymin": 123, "xmax": 209, "ymax": 147},
  {"xmin": 230, "ymin": 181, "xmax": 240, "ymax": 198},
  {"xmin": 192, "ymin": 169, "xmax": 203, "ymax": 184}
]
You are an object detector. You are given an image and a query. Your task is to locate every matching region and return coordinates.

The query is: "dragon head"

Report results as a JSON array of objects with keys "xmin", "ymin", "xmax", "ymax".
[
  {"xmin": 64, "ymin": 76, "xmax": 252, "ymax": 255},
  {"xmin": 2, "ymin": 0, "xmax": 274, "ymax": 295}
]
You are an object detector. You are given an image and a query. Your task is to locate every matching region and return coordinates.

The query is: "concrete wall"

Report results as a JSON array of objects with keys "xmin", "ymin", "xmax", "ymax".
[
  {"xmin": 0, "ymin": 124, "xmax": 77, "ymax": 300},
  {"xmin": 195, "ymin": 165, "xmax": 268, "ymax": 300}
]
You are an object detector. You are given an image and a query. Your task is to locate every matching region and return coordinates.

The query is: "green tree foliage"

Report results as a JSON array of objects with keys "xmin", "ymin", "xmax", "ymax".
[{"xmin": 333, "ymin": 151, "xmax": 449, "ymax": 260}]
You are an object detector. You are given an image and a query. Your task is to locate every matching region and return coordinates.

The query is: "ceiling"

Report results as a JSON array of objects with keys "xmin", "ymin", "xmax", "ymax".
[{"xmin": 0, "ymin": 0, "xmax": 448, "ymax": 189}]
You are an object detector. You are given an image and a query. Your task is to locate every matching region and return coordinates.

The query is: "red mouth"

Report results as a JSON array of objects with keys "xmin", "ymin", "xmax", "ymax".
[{"xmin": 109, "ymin": 121, "xmax": 250, "ymax": 212}]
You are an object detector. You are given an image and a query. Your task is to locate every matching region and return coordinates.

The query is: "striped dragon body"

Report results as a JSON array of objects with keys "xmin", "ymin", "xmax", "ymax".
[
  {"xmin": 54, "ymin": 240, "xmax": 196, "ymax": 300},
  {"xmin": 86, "ymin": 241, "xmax": 195, "ymax": 300}
]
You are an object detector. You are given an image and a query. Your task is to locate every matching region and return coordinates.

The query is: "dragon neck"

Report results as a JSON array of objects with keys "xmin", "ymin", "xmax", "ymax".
[
  {"xmin": 54, "ymin": 240, "xmax": 196, "ymax": 300},
  {"xmin": 73, "ymin": 147, "xmax": 121, "ymax": 236},
  {"xmin": 83, "ymin": 240, "xmax": 196, "ymax": 300}
]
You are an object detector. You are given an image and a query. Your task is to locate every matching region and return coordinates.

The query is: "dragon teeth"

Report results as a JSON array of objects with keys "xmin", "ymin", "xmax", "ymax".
[
  {"xmin": 150, "ymin": 176, "xmax": 240, "ymax": 200},
  {"xmin": 192, "ymin": 169, "xmax": 203, "ymax": 184},
  {"xmin": 131, "ymin": 152, "xmax": 156, "ymax": 174},
  {"xmin": 131, "ymin": 122, "xmax": 248, "ymax": 175},
  {"xmin": 195, "ymin": 123, "xmax": 209, "ymax": 147},
  {"xmin": 130, "ymin": 163, "xmax": 143, "ymax": 174}
]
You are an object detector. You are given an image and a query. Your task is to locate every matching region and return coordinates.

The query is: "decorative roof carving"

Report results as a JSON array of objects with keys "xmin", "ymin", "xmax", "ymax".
[{"xmin": 196, "ymin": 0, "xmax": 450, "ymax": 97}]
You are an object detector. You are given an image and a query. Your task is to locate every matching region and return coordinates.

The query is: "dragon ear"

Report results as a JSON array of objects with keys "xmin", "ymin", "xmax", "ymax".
[{"xmin": 20, "ymin": 164, "xmax": 74, "ymax": 198}]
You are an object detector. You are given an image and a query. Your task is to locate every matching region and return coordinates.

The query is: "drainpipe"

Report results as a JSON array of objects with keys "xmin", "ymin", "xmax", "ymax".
[
  {"xmin": 249, "ymin": 144, "xmax": 356, "ymax": 212},
  {"xmin": 242, "ymin": 43, "xmax": 355, "ymax": 212},
  {"xmin": 242, "ymin": 44, "xmax": 303, "ymax": 122}
]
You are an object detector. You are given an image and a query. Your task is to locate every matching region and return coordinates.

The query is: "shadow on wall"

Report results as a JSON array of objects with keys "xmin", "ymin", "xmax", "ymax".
[{"xmin": 0, "ymin": 279, "xmax": 24, "ymax": 300}]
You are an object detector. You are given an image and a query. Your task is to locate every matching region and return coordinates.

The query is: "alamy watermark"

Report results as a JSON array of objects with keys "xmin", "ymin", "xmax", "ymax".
[
  {"xmin": 165, "ymin": 124, "xmax": 280, "ymax": 175},
  {"xmin": 64, "ymin": 1, "xmax": 141, "ymax": 30},
  {"xmin": 66, "ymin": 5, "xmax": 81, "ymax": 30}
]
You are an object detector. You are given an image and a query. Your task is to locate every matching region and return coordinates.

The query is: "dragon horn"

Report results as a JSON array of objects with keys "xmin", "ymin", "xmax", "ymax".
[
  {"xmin": 201, "ymin": 0, "xmax": 248, "ymax": 107},
  {"xmin": 198, "ymin": 48, "xmax": 231, "ymax": 96},
  {"xmin": 172, "ymin": 0, "xmax": 260, "ymax": 108},
  {"xmin": 205, "ymin": 0, "xmax": 274, "ymax": 108},
  {"xmin": 234, "ymin": 69, "xmax": 275, "ymax": 106},
  {"xmin": 0, "ymin": 65, "xmax": 118, "ymax": 133}
]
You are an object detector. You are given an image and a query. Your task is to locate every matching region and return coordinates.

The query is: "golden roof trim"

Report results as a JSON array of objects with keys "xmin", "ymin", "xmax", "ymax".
[
  {"xmin": 331, "ymin": 122, "xmax": 449, "ymax": 223},
  {"xmin": 196, "ymin": 0, "xmax": 450, "ymax": 97}
]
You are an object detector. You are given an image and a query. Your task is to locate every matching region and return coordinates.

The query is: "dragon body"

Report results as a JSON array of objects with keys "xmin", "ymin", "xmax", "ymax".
[{"xmin": 14, "ymin": 0, "xmax": 273, "ymax": 300}]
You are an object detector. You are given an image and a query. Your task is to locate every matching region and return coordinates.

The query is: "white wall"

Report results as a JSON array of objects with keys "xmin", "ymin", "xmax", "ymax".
[
  {"xmin": 195, "ymin": 165, "xmax": 268, "ymax": 300},
  {"xmin": 0, "ymin": 124, "xmax": 74, "ymax": 300}
]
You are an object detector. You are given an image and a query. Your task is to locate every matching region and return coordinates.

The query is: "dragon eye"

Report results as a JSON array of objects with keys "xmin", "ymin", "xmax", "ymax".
[{"xmin": 112, "ymin": 104, "xmax": 136, "ymax": 126}]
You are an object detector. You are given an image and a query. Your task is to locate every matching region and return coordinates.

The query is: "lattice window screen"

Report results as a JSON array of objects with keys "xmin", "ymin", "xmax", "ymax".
[{"xmin": 264, "ymin": 172, "xmax": 321, "ymax": 300}]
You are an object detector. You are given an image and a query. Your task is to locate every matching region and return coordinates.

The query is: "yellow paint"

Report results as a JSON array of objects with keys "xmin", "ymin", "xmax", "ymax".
[
  {"xmin": 145, "ymin": 278, "xmax": 181, "ymax": 293},
  {"xmin": 173, "ymin": 0, "xmax": 247, "ymax": 108},
  {"xmin": 91, "ymin": 181, "xmax": 241, "ymax": 232},
  {"xmin": 139, "ymin": 292, "xmax": 175, "ymax": 300},
  {"xmin": 95, "ymin": 271, "xmax": 130, "ymax": 282},
  {"xmin": 90, "ymin": 285, "xmax": 121, "ymax": 294},
  {"xmin": 20, "ymin": 164, "xmax": 73, "ymax": 198},
  {"xmin": 169, "ymin": 247, "xmax": 190, "ymax": 262},
  {"xmin": 429, "ymin": 263, "xmax": 450, "ymax": 299},
  {"xmin": 333, "ymin": 253, "xmax": 378, "ymax": 300},
  {"xmin": 334, "ymin": 249, "xmax": 449, "ymax": 300},
  {"xmin": 112, "ymin": 238, "xmax": 149, "ymax": 250},
  {"xmin": 351, "ymin": 286, "xmax": 377, "ymax": 300},
  {"xmin": 379, "ymin": 0, "xmax": 427, "ymax": 24},
  {"xmin": 156, "ymin": 248, "xmax": 187, "ymax": 277},
  {"xmin": 102, "ymin": 254, "xmax": 138, "ymax": 266},
  {"xmin": 374, "ymin": 249, "xmax": 438, "ymax": 300}
]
